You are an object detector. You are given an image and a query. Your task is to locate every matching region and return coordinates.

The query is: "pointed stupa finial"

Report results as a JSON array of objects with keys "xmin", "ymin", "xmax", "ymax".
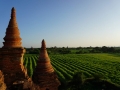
[
  {"xmin": 11, "ymin": 7, "xmax": 16, "ymax": 18},
  {"xmin": 12, "ymin": 7, "xmax": 15, "ymax": 11},
  {"xmin": 7, "ymin": 7, "xmax": 17, "ymax": 28},
  {"xmin": 41, "ymin": 39, "xmax": 46, "ymax": 49}
]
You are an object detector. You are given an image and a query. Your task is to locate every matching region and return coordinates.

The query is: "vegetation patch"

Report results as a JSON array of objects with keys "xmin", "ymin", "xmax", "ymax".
[{"xmin": 23, "ymin": 53, "xmax": 120, "ymax": 89}]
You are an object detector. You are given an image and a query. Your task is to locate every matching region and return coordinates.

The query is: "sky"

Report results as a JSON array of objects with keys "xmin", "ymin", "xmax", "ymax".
[{"xmin": 0, "ymin": 0, "xmax": 120, "ymax": 48}]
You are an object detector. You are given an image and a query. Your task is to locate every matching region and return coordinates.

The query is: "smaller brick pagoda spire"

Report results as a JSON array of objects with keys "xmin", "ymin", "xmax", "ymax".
[
  {"xmin": 3, "ymin": 7, "xmax": 22, "ymax": 48},
  {"xmin": 34, "ymin": 39, "xmax": 54, "ymax": 73},
  {"xmin": 32, "ymin": 39, "xmax": 60, "ymax": 90}
]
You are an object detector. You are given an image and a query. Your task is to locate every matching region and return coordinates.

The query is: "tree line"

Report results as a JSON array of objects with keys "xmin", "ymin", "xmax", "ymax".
[{"xmin": 24, "ymin": 46, "xmax": 120, "ymax": 54}]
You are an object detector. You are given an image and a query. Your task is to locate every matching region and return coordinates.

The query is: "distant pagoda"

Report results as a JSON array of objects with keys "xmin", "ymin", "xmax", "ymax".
[
  {"xmin": 32, "ymin": 39, "xmax": 60, "ymax": 90},
  {"xmin": 0, "ymin": 7, "xmax": 28, "ymax": 89}
]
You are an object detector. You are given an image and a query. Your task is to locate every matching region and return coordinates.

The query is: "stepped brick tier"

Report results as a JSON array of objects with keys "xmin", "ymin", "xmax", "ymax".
[
  {"xmin": 32, "ymin": 39, "xmax": 60, "ymax": 90},
  {"xmin": 3, "ymin": 7, "xmax": 22, "ymax": 48},
  {"xmin": 0, "ymin": 7, "xmax": 32, "ymax": 89},
  {"xmin": 0, "ymin": 70, "xmax": 6, "ymax": 90}
]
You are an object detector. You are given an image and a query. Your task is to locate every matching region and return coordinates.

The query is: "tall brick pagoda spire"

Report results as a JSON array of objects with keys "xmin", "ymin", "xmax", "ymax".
[
  {"xmin": 3, "ymin": 7, "xmax": 22, "ymax": 48},
  {"xmin": 0, "ymin": 7, "xmax": 28, "ymax": 89},
  {"xmin": 32, "ymin": 39, "xmax": 60, "ymax": 90}
]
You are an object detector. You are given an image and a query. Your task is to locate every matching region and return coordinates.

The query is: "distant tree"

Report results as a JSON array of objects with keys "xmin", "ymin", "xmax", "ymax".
[
  {"xmin": 54, "ymin": 46, "xmax": 57, "ymax": 49},
  {"xmin": 101, "ymin": 46, "xmax": 108, "ymax": 53},
  {"xmin": 91, "ymin": 47, "xmax": 101, "ymax": 53},
  {"xmin": 67, "ymin": 46, "xmax": 68, "ymax": 48},
  {"xmin": 29, "ymin": 48, "xmax": 39, "ymax": 54},
  {"xmin": 31, "ymin": 46, "xmax": 34, "ymax": 50},
  {"xmin": 76, "ymin": 46, "xmax": 82, "ymax": 50},
  {"xmin": 108, "ymin": 47, "xmax": 115, "ymax": 53}
]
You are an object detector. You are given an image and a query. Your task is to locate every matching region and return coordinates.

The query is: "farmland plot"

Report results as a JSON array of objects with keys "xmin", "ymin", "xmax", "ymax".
[{"xmin": 23, "ymin": 53, "xmax": 120, "ymax": 85}]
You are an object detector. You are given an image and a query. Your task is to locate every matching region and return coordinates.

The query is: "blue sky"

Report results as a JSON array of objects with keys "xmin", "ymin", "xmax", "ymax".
[{"xmin": 0, "ymin": 0, "xmax": 120, "ymax": 48}]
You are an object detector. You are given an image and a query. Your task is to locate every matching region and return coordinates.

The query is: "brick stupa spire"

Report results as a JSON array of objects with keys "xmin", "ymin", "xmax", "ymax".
[
  {"xmin": 0, "ymin": 7, "xmax": 30, "ymax": 89},
  {"xmin": 32, "ymin": 39, "xmax": 60, "ymax": 90},
  {"xmin": 37, "ymin": 39, "xmax": 54, "ymax": 72},
  {"xmin": 3, "ymin": 7, "xmax": 22, "ymax": 48}
]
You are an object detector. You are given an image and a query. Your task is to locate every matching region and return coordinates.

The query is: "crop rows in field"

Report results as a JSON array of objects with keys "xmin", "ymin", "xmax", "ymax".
[{"xmin": 23, "ymin": 54, "xmax": 120, "ymax": 85}]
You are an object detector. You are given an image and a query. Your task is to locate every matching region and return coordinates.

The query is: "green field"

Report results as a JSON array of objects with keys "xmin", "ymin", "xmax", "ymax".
[{"xmin": 23, "ymin": 53, "xmax": 120, "ymax": 86}]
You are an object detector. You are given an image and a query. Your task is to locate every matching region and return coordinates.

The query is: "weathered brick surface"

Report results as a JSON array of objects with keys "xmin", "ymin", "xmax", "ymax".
[
  {"xmin": 0, "ymin": 7, "xmax": 30, "ymax": 89},
  {"xmin": 0, "ymin": 70, "xmax": 6, "ymax": 90},
  {"xmin": 32, "ymin": 39, "xmax": 60, "ymax": 90},
  {"xmin": 0, "ymin": 47, "xmax": 28, "ymax": 87}
]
